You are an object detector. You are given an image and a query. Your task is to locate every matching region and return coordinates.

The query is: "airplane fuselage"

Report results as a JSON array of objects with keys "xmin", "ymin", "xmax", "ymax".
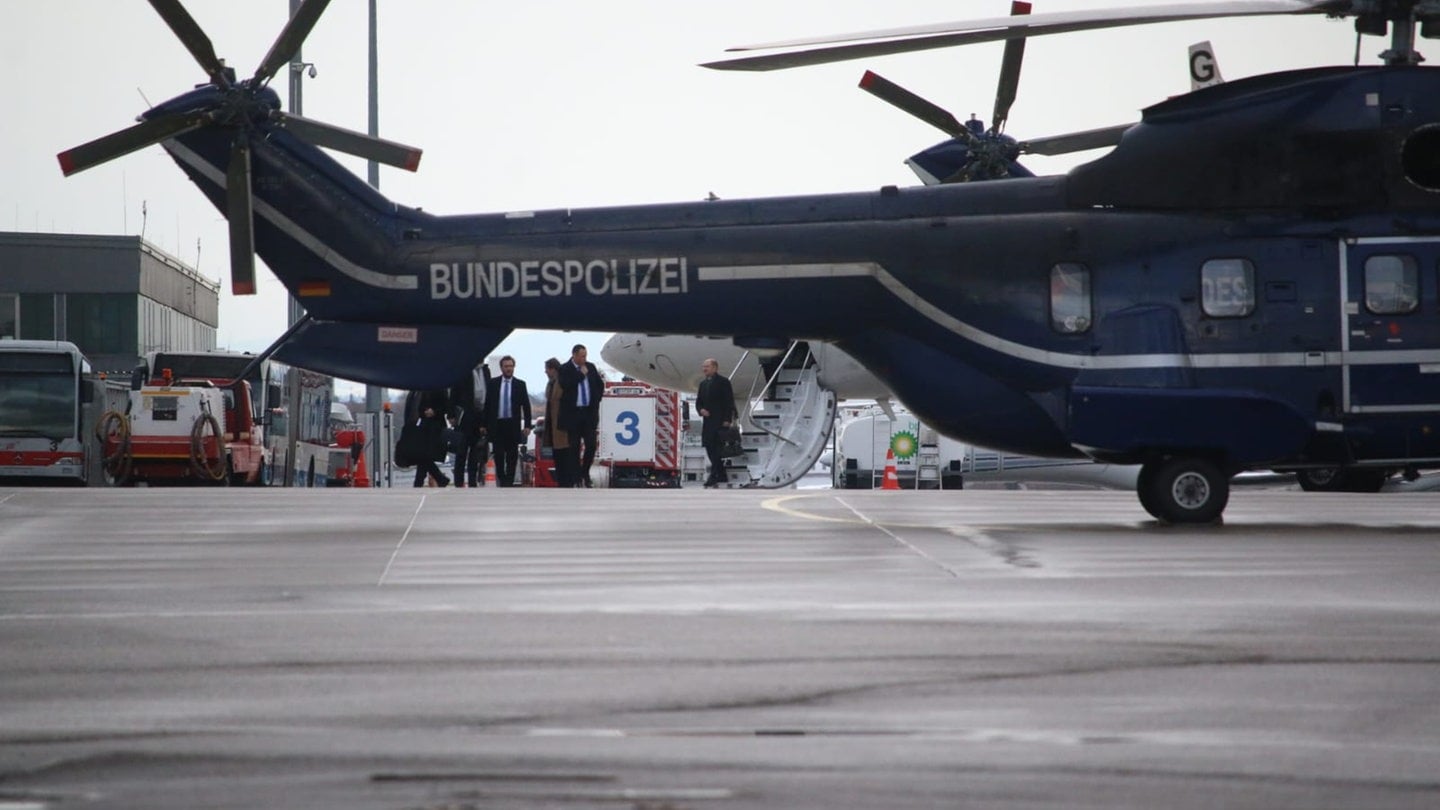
[{"xmin": 600, "ymin": 333, "xmax": 890, "ymax": 401}]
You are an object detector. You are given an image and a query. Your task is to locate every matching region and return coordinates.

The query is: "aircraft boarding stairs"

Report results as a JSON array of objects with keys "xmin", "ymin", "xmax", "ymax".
[{"xmin": 720, "ymin": 342, "xmax": 837, "ymax": 488}]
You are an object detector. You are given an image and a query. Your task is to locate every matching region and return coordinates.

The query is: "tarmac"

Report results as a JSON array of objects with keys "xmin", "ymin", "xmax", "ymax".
[{"xmin": 1, "ymin": 484, "xmax": 1438, "ymax": 809}]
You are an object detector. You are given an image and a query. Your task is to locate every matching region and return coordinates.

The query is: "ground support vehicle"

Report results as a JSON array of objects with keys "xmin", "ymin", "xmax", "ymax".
[
  {"xmin": 524, "ymin": 417, "xmax": 558, "ymax": 487},
  {"xmin": 833, "ymin": 410, "xmax": 967, "ymax": 490},
  {"xmin": 96, "ymin": 382, "xmax": 229, "ymax": 486},
  {"xmin": 523, "ymin": 381, "xmax": 685, "ymax": 488},
  {"xmin": 140, "ymin": 352, "xmax": 279, "ymax": 485},
  {"xmin": 593, "ymin": 381, "xmax": 683, "ymax": 488}
]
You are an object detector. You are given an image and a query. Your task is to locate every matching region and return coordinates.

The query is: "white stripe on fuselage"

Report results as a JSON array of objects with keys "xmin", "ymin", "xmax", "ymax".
[
  {"xmin": 163, "ymin": 140, "xmax": 419, "ymax": 291},
  {"xmin": 161, "ymin": 142, "xmax": 1436, "ymax": 377},
  {"xmin": 699, "ymin": 262, "xmax": 1440, "ymax": 372}
]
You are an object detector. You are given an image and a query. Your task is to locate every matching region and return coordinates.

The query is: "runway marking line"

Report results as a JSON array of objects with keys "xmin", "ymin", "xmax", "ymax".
[
  {"xmin": 377, "ymin": 494, "xmax": 428, "ymax": 586},
  {"xmin": 763, "ymin": 493, "xmax": 1037, "ymax": 572},
  {"xmin": 760, "ymin": 493, "xmax": 855, "ymax": 524},
  {"xmin": 835, "ymin": 496, "xmax": 966, "ymax": 580},
  {"xmin": 763, "ymin": 493, "xmax": 988, "ymax": 534},
  {"xmin": 764, "ymin": 494, "xmax": 969, "ymax": 578}
]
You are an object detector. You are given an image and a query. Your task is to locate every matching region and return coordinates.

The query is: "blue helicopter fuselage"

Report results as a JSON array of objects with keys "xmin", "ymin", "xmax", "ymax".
[{"xmin": 159, "ymin": 65, "xmax": 1440, "ymax": 472}]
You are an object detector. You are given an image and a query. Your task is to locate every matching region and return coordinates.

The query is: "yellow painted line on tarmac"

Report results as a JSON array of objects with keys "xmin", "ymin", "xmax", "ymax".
[
  {"xmin": 762, "ymin": 493, "xmax": 1036, "ymax": 572},
  {"xmin": 760, "ymin": 493, "xmax": 863, "ymax": 524},
  {"xmin": 765, "ymin": 493, "xmax": 975, "ymax": 578},
  {"xmin": 763, "ymin": 493, "xmax": 972, "ymax": 532}
]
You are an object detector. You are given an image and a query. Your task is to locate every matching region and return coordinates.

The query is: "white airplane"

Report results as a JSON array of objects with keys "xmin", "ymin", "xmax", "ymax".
[{"xmin": 602, "ymin": 334, "xmax": 889, "ymax": 402}]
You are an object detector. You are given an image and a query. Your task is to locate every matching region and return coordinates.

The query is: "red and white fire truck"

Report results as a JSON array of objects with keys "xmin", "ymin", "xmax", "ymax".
[{"xmin": 526, "ymin": 380, "xmax": 684, "ymax": 488}]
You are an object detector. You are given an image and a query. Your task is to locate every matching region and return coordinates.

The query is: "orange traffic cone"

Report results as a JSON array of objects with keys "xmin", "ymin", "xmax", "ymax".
[
  {"xmin": 484, "ymin": 456, "xmax": 497, "ymax": 485},
  {"xmin": 353, "ymin": 447, "xmax": 371, "ymax": 488},
  {"xmin": 881, "ymin": 448, "xmax": 901, "ymax": 490}
]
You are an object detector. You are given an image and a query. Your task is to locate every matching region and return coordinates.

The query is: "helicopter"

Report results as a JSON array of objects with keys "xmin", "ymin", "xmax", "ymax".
[{"xmin": 58, "ymin": 0, "xmax": 1440, "ymax": 522}]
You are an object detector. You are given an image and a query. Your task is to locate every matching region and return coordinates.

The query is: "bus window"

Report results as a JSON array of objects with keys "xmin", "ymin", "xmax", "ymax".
[
  {"xmin": 0, "ymin": 294, "xmax": 16, "ymax": 339},
  {"xmin": 1364, "ymin": 255, "xmax": 1418, "ymax": 315},
  {"xmin": 1201, "ymin": 258, "xmax": 1255, "ymax": 318},
  {"xmin": 1050, "ymin": 263, "xmax": 1092, "ymax": 334}
]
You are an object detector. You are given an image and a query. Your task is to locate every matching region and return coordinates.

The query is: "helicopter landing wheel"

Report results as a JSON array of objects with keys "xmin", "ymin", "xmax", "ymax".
[
  {"xmin": 1297, "ymin": 467, "xmax": 1388, "ymax": 493},
  {"xmin": 1139, "ymin": 456, "xmax": 1229, "ymax": 525},
  {"xmin": 1136, "ymin": 463, "xmax": 1160, "ymax": 519}
]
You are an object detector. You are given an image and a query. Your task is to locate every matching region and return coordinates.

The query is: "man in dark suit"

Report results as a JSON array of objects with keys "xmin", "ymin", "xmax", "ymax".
[
  {"xmin": 557, "ymin": 343, "xmax": 604, "ymax": 487},
  {"xmin": 483, "ymin": 355, "xmax": 532, "ymax": 487},
  {"xmin": 403, "ymin": 388, "xmax": 451, "ymax": 488},
  {"xmin": 448, "ymin": 361, "xmax": 489, "ymax": 487},
  {"xmin": 696, "ymin": 357, "xmax": 737, "ymax": 488}
]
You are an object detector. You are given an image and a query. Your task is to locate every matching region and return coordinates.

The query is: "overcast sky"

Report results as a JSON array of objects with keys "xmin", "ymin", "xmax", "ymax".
[{"xmin": 3, "ymin": 1, "xmax": 1425, "ymax": 391}]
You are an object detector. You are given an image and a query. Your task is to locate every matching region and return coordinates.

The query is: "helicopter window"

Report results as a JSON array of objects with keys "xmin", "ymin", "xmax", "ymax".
[
  {"xmin": 1049, "ymin": 263, "xmax": 1091, "ymax": 334},
  {"xmin": 1363, "ymin": 255, "xmax": 1419, "ymax": 315},
  {"xmin": 1201, "ymin": 259, "xmax": 1254, "ymax": 318},
  {"xmin": 1400, "ymin": 124, "xmax": 1440, "ymax": 192}
]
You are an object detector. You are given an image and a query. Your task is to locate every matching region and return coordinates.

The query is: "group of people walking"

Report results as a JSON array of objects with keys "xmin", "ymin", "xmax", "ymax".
[
  {"xmin": 401, "ymin": 344, "xmax": 607, "ymax": 488},
  {"xmin": 403, "ymin": 347, "xmax": 737, "ymax": 490}
]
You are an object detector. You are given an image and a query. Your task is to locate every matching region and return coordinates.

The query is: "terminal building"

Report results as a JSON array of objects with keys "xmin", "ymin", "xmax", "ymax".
[{"xmin": 0, "ymin": 232, "xmax": 219, "ymax": 373}]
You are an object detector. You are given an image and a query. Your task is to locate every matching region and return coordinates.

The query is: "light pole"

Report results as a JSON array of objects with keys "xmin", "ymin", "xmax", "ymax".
[
  {"xmin": 286, "ymin": 0, "xmax": 309, "ymax": 334},
  {"xmin": 284, "ymin": 0, "xmax": 307, "ymax": 485},
  {"xmin": 284, "ymin": 0, "xmax": 386, "ymax": 482},
  {"xmin": 364, "ymin": 0, "xmax": 385, "ymax": 416}
]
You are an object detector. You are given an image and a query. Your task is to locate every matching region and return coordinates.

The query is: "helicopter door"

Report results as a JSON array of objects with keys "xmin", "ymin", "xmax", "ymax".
[{"xmin": 1341, "ymin": 238, "xmax": 1440, "ymax": 415}]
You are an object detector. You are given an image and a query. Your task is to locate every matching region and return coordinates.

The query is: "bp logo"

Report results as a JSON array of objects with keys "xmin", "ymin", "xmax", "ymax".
[{"xmin": 890, "ymin": 430, "xmax": 919, "ymax": 460}]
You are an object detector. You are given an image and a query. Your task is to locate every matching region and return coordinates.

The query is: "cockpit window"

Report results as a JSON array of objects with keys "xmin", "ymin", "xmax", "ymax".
[
  {"xmin": 1201, "ymin": 258, "xmax": 1255, "ymax": 318},
  {"xmin": 1050, "ymin": 263, "xmax": 1091, "ymax": 334},
  {"xmin": 1401, "ymin": 124, "xmax": 1440, "ymax": 192},
  {"xmin": 1364, "ymin": 254, "xmax": 1419, "ymax": 315}
]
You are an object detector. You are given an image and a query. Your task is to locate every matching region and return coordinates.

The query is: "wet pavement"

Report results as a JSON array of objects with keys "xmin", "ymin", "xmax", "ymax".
[{"xmin": 1, "ymin": 486, "xmax": 1438, "ymax": 809}]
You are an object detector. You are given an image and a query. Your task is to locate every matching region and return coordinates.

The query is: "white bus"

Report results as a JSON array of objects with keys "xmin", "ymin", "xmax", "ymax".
[{"xmin": 0, "ymin": 339, "xmax": 93, "ymax": 485}]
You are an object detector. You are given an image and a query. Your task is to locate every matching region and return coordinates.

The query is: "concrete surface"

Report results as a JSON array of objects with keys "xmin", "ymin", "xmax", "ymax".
[{"xmin": 1, "ymin": 486, "xmax": 1438, "ymax": 809}]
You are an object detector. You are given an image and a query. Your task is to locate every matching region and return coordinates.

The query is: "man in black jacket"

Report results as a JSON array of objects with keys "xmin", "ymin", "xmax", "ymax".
[
  {"xmin": 483, "ymin": 355, "xmax": 532, "ymax": 486},
  {"xmin": 696, "ymin": 357, "xmax": 736, "ymax": 488},
  {"xmin": 448, "ymin": 361, "xmax": 489, "ymax": 487},
  {"xmin": 557, "ymin": 344, "xmax": 604, "ymax": 487},
  {"xmin": 403, "ymin": 388, "xmax": 451, "ymax": 488}
]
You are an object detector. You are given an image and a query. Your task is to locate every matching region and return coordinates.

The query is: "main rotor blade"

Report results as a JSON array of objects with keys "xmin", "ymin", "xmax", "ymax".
[
  {"xmin": 1017, "ymin": 122, "xmax": 1132, "ymax": 155},
  {"xmin": 859, "ymin": 71, "xmax": 964, "ymax": 137},
  {"xmin": 252, "ymin": 0, "xmax": 334, "ymax": 85},
  {"xmin": 272, "ymin": 112, "xmax": 422, "ymax": 171},
  {"xmin": 704, "ymin": 0, "xmax": 1340, "ymax": 71},
  {"xmin": 992, "ymin": 1, "xmax": 1032, "ymax": 135},
  {"xmin": 57, "ymin": 112, "xmax": 211, "ymax": 177},
  {"xmin": 147, "ymin": 0, "xmax": 229, "ymax": 86},
  {"xmin": 227, "ymin": 136, "xmax": 257, "ymax": 296}
]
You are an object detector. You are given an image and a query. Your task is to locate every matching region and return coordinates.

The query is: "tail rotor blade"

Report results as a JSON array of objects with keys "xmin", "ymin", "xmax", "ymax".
[
  {"xmin": 227, "ymin": 136, "xmax": 257, "ymax": 296},
  {"xmin": 147, "ymin": 0, "xmax": 229, "ymax": 86},
  {"xmin": 57, "ymin": 112, "xmax": 210, "ymax": 177},
  {"xmin": 991, "ymin": 1, "xmax": 1032, "ymax": 135},
  {"xmin": 272, "ymin": 111, "xmax": 422, "ymax": 171},
  {"xmin": 252, "ymin": 0, "xmax": 334, "ymax": 85},
  {"xmin": 859, "ymin": 71, "xmax": 965, "ymax": 137}
]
